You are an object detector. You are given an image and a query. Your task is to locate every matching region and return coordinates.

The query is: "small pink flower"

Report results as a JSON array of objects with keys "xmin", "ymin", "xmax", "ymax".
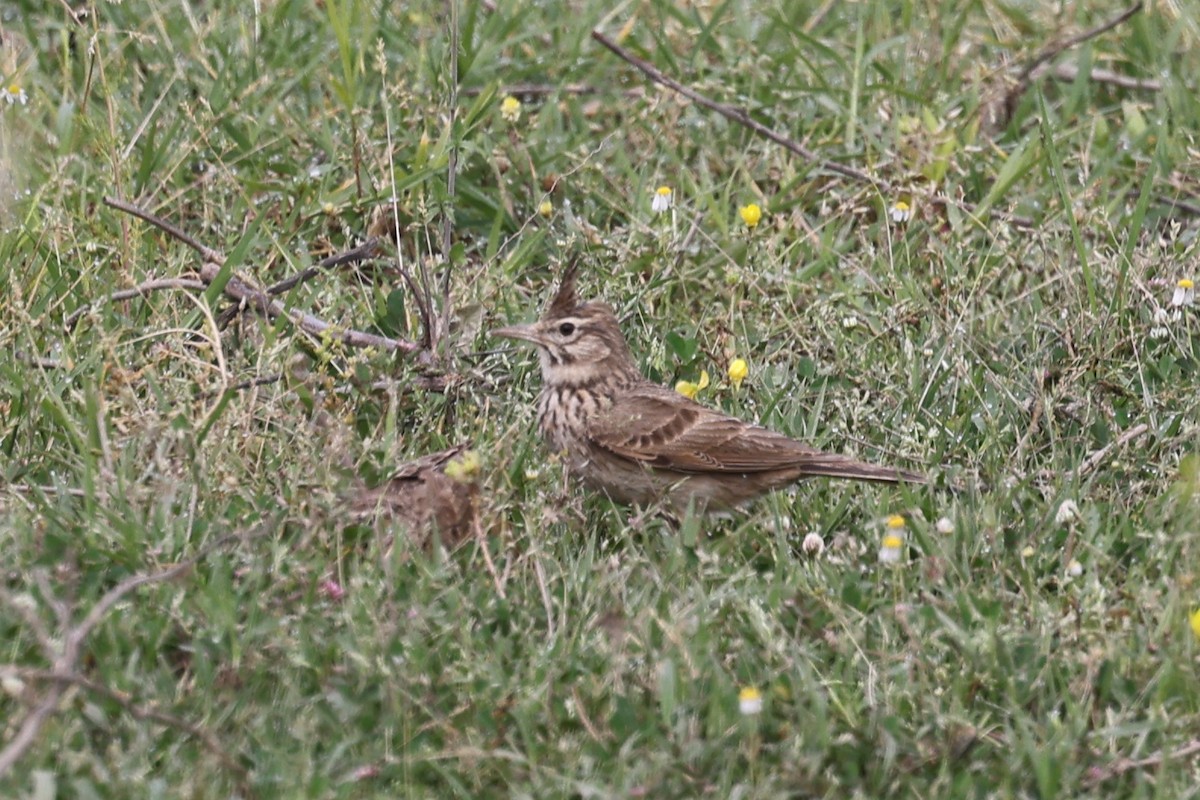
[
  {"xmin": 350, "ymin": 764, "xmax": 380, "ymax": 781},
  {"xmin": 321, "ymin": 578, "xmax": 346, "ymax": 601}
]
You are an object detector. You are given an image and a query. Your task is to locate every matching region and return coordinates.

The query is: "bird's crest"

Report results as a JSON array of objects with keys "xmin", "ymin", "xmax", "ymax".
[{"xmin": 546, "ymin": 259, "xmax": 581, "ymax": 318}]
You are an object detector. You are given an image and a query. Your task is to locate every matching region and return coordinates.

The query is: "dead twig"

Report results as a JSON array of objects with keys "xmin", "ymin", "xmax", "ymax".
[
  {"xmin": 362, "ymin": 374, "xmax": 453, "ymax": 394},
  {"xmin": 1146, "ymin": 193, "xmax": 1200, "ymax": 218},
  {"xmin": 1077, "ymin": 422, "xmax": 1150, "ymax": 477},
  {"xmin": 993, "ymin": 3, "xmax": 1144, "ymax": 131},
  {"xmin": 1016, "ymin": 3, "xmax": 1144, "ymax": 86},
  {"xmin": 474, "ymin": 513, "xmax": 507, "ymax": 600},
  {"xmin": 198, "ymin": 261, "xmax": 420, "ymax": 353},
  {"xmin": 378, "ymin": 175, "xmax": 434, "ymax": 344},
  {"xmin": 103, "ymin": 196, "xmax": 223, "ymax": 263},
  {"xmin": 64, "ymin": 278, "xmax": 208, "ymax": 330},
  {"xmin": 1, "ymin": 667, "xmax": 247, "ymax": 778},
  {"xmin": 589, "ymin": 26, "xmax": 1034, "ymax": 229},
  {"xmin": 462, "ymin": 82, "xmax": 636, "ymax": 99},
  {"xmin": 589, "ymin": 29, "xmax": 882, "ymax": 190},
  {"xmin": 14, "ymin": 351, "xmax": 68, "ymax": 369},
  {"xmin": 0, "ymin": 532, "xmax": 242, "ymax": 778},
  {"xmin": 198, "ymin": 372, "xmax": 284, "ymax": 400},
  {"xmin": 4, "ymin": 485, "xmax": 89, "ymax": 498},
  {"xmin": 264, "ymin": 238, "xmax": 383, "ymax": 297},
  {"xmin": 216, "ymin": 239, "xmax": 384, "ymax": 330},
  {"xmin": 1045, "ymin": 62, "xmax": 1162, "ymax": 92},
  {"xmin": 1084, "ymin": 738, "xmax": 1200, "ymax": 788},
  {"xmin": 102, "ymin": 197, "xmax": 423, "ymax": 355}
]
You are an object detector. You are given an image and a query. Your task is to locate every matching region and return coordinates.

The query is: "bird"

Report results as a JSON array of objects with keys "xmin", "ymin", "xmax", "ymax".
[
  {"xmin": 349, "ymin": 444, "xmax": 481, "ymax": 551},
  {"xmin": 492, "ymin": 266, "xmax": 924, "ymax": 512}
]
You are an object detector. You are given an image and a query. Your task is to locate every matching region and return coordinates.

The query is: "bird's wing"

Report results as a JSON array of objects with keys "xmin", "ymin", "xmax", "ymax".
[
  {"xmin": 586, "ymin": 384, "xmax": 829, "ymax": 473},
  {"xmin": 386, "ymin": 444, "xmax": 468, "ymax": 481}
]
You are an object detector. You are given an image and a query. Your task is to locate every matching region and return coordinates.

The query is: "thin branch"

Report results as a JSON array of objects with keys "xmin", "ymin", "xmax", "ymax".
[
  {"xmin": 103, "ymin": 196, "xmax": 224, "ymax": 263},
  {"xmin": 1017, "ymin": 3, "xmax": 1144, "ymax": 85},
  {"xmin": 264, "ymin": 238, "xmax": 383, "ymax": 296},
  {"xmin": 1147, "ymin": 193, "xmax": 1200, "ymax": 218},
  {"xmin": 0, "ymin": 536, "xmax": 237, "ymax": 778},
  {"xmin": 0, "ymin": 684, "xmax": 68, "ymax": 778},
  {"xmin": 463, "ymin": 82, "xmax": 608, "ymax": 98},
  {"xmin": 994, "ymin": 4, "xmax": 1145, "ymax": 132},
  {"xmin": 14, "ymin": 351, "xmax": 67, "ymax": 369},
  {"xmin": 5, "ymin": 485, "xmax": 88, "ymax": 498},
  {"xmin": 1045, "ymin": 62, "xmax": 1161, "ymax": 92},
  {"xmin": 1084, "ymin": 738, "xmax": 1200, "ymax": 787},
  {"xmin": 5, "ymin": 668, "xmax": 248, "ymax": 778},
  {"xmin": 69, "ymin": 564, "xmax": 198, "ymax": 656},
  {"xmin": 589, "ymin": 29, "xmax": 883, "ymax": 190},
  {"xmin": 588, "ymin": 26, "xmax": 1033, "ymax": 229},
  {"xmin": 52, "ymin": 0, "xmax": 87, "ymax": 25},
  {"xmin": 102, "ymin": 198, "xmax": 424, "ymax": 354},
  {"xmin": 64, "ymin": 278, "xmax": 208, "ymax": 329},
  {"xmin": 473, "ymin": 514, "xmax": 507, "ymax": 600},
  {"xmin": 362, "ymin": 374, "xmax": 452, "ymax": 394},
  {"xmin": 467, "ymin": 81, "xmax": 694, "ymax": 100},
  {"xmin": 199, "ymin": 373, "xmax": 283, "ymax": 400},
  {"xmin": 198, "ymin": 262, "xmax": 421, "ymax": 353},
  {"xmin": 1078, "ymin": 422, "xmax": 1150, "ymax": 477}
]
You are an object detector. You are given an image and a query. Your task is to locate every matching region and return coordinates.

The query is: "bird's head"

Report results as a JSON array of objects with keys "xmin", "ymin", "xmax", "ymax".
[{"xmin": 492, "ymin": 265, "xmax": 638, "ymax": 386}]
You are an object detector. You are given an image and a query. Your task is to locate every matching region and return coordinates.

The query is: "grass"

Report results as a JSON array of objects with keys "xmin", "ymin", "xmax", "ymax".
[{"xmin": 2, "ymin": 0, "xmax": 1200, "ymax": 797}]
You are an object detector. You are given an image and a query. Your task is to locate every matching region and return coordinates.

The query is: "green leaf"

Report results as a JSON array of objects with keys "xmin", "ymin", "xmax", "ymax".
[
  {"xmin": 658, "ymin": 658, "xmax": 678, "ymax": 727},
  {"xmin": 977, "ymin": 136, "xmax": 1041, "ymax": 216},
  {"xmin": 461, "ymin": 82, "xmax": 499, "ymax": 135},
  {"xmin": 375, "ymin": 288, "xmax": 408, "ymax": 338},
  {"xmin": 664, "ymin": 331, "xmax": 698, "ymax": 362}
]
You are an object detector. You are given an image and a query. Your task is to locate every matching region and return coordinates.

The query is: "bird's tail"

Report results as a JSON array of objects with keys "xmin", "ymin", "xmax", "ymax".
[{"xmin": 799, "ymin": 454, "xmax": 926, "ymax": 484}]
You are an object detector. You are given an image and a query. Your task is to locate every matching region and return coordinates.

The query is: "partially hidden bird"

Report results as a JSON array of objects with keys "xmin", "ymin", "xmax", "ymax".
[
  {"xmin": 492, "ymin": 267, "xmax": 924, "ymax": 512},
  {"xmin": 350, "ymin": 444, "xmax": 480, "ymax": 550}
]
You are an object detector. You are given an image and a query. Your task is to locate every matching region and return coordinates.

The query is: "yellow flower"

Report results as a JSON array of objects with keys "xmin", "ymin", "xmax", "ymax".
[
  {"xmin": 537, "ymin": 200, "xmax": 553, "ymax": 218},
  {"xmin": 727, "ymin": 358, "xmax": 748, "ymax": 388},
  {"xmin": 887, "ymin": 514, "xmax": 906, "ymax": 530},
  {"xmin": 500, "ymin": 95, "xmax": 522, "ymax": 122},
  {"xmin": 738, "ymin": 203, "xmax": 762, "ymax": 229},
  {"xmin": 443, "ymin": 450, "xmax": 481, "ymax": 483},
  {"xmin": 1190, "ymin": 609, "xmax": 1200, "ymax": 640},
  {"xmin": 1172, "ymin": 278, "xmax": 1195, "ymax": 308},
  {"xmin": 674, "ymin": 369, "xmax": 709, "ymax": 400},
  {"xmin": 889, "ymin": 200, "xmax": 912, "ymax": 224},
  {"xmin": 738, "ymin": 686, "xmax": 763, "ymax": 715},
  {"xmin": 652, "ymin": 185, "xmax": 673, "ymax": 214}
]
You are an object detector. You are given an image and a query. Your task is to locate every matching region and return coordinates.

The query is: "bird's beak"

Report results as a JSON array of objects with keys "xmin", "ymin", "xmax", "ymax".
[{"xmin": 491, "ymin": 323, "xmax": 542, "ymax": 345}]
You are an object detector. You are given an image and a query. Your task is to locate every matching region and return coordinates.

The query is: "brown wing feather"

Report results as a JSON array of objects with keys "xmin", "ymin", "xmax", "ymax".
[
  {"xmin": 588, "ymin": 384, "xmax": 923, "ymax": 482},
  {"xmin": 588, "ymin": 384, "xmax": 833, "ymax": 471}
]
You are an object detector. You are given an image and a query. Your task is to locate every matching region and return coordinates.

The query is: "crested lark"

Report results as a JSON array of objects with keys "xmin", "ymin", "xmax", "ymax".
[
  {"xmin": 350, "ymin": 444, "xmax": 480, "ymax": 550},
  {"xmin": 493, "ymin": 269, "xmax": 924, "ymax": 511}
]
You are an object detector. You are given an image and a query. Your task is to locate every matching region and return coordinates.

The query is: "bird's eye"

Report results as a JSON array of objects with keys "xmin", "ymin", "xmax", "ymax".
[{"xmin": 558, "ymin": 322, "xmax": 576, "ymax": 336}]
